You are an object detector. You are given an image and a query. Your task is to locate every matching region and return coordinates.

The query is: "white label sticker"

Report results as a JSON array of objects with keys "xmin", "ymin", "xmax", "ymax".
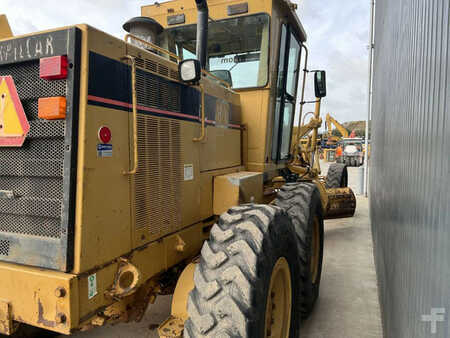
[
  {"xmin": 184, "ymin": 164, "xmax": 194, "ymax": 181},
  {"xmin": 88, "ymin": 273, "xmax": 98, "ymax": 299},
  {"xmin": 97, "ymin": 144, "xmax": 113, "ymax": 158}
]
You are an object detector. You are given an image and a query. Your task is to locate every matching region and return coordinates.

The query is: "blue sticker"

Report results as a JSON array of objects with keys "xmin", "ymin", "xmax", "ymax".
[{"xmin": 97, "ymin": 144, "xmax": 112, "ymax": 158}]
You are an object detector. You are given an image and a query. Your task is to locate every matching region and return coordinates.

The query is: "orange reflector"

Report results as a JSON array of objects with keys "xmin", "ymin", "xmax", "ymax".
[{"xmin": 38, "ymin": 97, "xmax": 67, "ymax": 120}]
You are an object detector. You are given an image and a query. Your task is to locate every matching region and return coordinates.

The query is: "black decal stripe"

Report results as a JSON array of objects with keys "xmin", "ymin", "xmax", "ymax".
[{"xmin": 88, "ymin": 51, "xmax": 242, "ymax": 129}]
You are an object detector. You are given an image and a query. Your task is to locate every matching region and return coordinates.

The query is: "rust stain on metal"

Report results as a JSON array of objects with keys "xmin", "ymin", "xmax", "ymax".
[
  {"xmin": 37, "ymin": 299, "xmax": 56, "ymax": 328},
  {"xmin": 0, "ymin": 318, "xmax": 9, "ymax": 335},
  {"xmin": 0, "ymin": 300, "xmax": 13, "ymax": 335}
]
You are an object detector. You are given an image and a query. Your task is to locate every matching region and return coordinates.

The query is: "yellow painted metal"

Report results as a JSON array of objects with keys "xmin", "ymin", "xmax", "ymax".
[
  {"xmin": 193, "ymin": 84, "xmax": 206, "ymax": 142},
  {"xmin": 326, "ymin": 113, "xmax": 349, "ymax": 144},
  {"xmin": 310, "ymin": 100, "xmax": 322, "ymax": 156},
  {"xmin": 142, "ymin": 0, "xmax": 273, "ymax": 28},
  {"xmin": 288, "ymin": 99, "xmax": 324, "ymax": 180},
  {"xmin": 158, "ymin": 316, "xmax": 184, "ymax": 338},
  {"xmin": 170, "ymin": 263, "xmax": 196, "ymax": 321},
  {"xmin": 323, "ymin": 148, "xmax": 337, "ymax": 162},
  {"xmin": 213, "ymin": 172, "xmax": 263, "ymax": 215},
  {"xmin": 0, "ymin": 299, "xmax": 13, "ymax": 335},
  {"xmin": 122, "ymin": 55, "xmax": 138, "ymax": 175},
  {"xmin": 313, "ymin": 178, "xmax": 329, "ymax": 212},
  {"xmin": 199, "ymin": 166, "xmax": 241, "ymax": 220},
  {"xmin": 264, "ymin": 257, "xmax": 292, "ymax": 338},
  {"xmin": 0, "ymin": 78, "xmax": 25, "ymax": 137},
  {"xmin": 142, "ymin": 0, "xmax": 306, "ymax": 176},
  {"xmin": 0, "ymin": 262, "xmax": 78, "ymax": 335},
  {"xmin": 325, "ymin": 187, "xmax": 357, "ymax": 219},
  {"xmin": 0, "ymin": 15, "xmax": 12, "ymax": 40},
  {"xmin": 0, "ymin": 20, "xmax": 238, "ymax": 335}
]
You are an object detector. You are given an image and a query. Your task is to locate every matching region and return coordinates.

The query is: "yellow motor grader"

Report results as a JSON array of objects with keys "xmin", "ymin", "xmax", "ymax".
[{"xmin": 0, "ymin": 1, "xmax": 355, "ymax": 337}]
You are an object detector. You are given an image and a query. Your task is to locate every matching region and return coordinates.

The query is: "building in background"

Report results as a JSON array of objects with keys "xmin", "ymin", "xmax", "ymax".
[{"xmin": 371, "ymin": 0, "xmax": 449, "ymax": 337}]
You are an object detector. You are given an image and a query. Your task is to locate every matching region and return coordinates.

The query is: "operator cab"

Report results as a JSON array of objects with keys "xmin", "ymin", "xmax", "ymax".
[{"xmin": 141, "ymin": 0, "xmax": 310, "ymax": 174}]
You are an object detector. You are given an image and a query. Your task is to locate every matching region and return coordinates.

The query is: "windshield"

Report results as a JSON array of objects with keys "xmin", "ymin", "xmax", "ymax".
[{"xmin": 164, "ymin": 14, "xmax": 270, "ymax": 89}]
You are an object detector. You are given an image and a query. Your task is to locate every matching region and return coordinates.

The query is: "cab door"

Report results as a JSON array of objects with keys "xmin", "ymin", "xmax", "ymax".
[{"xmin": 271, "ymin": 24, "xmax": 302, "ymax": 162}]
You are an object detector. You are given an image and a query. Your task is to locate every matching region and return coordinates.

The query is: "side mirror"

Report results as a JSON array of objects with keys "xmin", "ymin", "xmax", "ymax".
[
  {"xmin": 179, "ymin": 59, "xmax": 202, "ymax": 83},
  {"xmin": 314, "ymin": 71, "xmax": 327, "ymax": 98}
]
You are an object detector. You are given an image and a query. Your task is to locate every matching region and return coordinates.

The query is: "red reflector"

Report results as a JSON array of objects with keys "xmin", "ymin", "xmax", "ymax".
[
  {"xmin": 40, "ymin": 55, "xmax": 68, "ymax": 80},
  {"xmin": 98, "ymin": 126, "xmax": 112, "ymax": 144}
]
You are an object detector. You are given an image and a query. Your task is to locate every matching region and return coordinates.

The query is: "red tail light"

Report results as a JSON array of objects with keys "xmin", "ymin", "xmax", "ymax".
[{"xmin": 40, "ymin": 56, "xmax": 68, "ymax": 80}]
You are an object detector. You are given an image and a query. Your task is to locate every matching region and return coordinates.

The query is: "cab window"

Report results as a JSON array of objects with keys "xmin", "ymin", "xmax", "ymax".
[{"xmin": 165, "ymin": 14, "xmax": 270, "ymax": 89}]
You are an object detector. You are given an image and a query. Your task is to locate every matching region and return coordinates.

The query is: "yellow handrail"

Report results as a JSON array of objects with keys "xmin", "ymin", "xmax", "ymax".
[
  {"xmin": 124, "ymin": 34, "xmax": 181, "ymax": 62},
  {"xmin": 193, "ymin": 84, "xmax": 206, "ymax": 142},
  {"xmin": 122, "ymin": 55, "xmax": 139, "ymax": 175}
]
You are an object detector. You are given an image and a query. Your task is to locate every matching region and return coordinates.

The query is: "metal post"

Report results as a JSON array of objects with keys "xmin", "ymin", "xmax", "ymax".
[{"xmin": 364, "ymin": 0, "xmax": 375, "ymax": 197}]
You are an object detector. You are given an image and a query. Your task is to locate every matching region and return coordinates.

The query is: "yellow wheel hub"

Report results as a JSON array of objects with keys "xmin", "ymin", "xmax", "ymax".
[
  {"xmin": 264, "ymin": 257, "xmax": 292, "ymax": 338},
  {"xmin": 311, "ymin": 216, "xmax": 320, "ymax": 283}
]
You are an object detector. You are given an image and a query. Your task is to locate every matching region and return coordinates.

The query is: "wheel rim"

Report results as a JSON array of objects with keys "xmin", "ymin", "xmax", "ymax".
[
  {"xmin": 264, "ymin": 257, "xmax": 292, "ymax": 338},
  {"xmin": 310, "ymin": 216, "xmax": 321, "ymax": 284}
]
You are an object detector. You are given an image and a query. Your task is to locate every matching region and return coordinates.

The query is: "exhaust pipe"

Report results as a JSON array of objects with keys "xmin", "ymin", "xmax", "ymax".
[{"xmin": 195, "ymin": 0, "xmax": 208, "ymax": 69}]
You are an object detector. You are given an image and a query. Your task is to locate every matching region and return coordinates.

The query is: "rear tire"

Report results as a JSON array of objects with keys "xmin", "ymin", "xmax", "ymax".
[
  {"xmin": 273, "ymin": 183, "xmax": 324, "ymax": 318},
  {"xmin": 185, "ymin": 205, "xmax": 302, "ymax": 338},
  {"xmin": 325, "ymin": 163, "xmax": 348, "ymax": 189}
]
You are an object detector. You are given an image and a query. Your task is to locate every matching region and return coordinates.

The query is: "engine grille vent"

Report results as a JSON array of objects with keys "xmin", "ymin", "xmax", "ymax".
[
  {"xmin": 135, "ymin": 72, "xmax": 181, "ymax": 113},
  {"xmin": 134, "ymin": 114, "xmax": 182, "ymax": 235},
  {"xmin": 135, "ymin": 56, "xmax": 179, "ymax": 82},
  {"xmin": 0, "ymin": 240, "xmax": 10, "ymax": 256}
]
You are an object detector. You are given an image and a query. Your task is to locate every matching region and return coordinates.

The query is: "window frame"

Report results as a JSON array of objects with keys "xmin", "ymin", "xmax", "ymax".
[
  {"xmin": 271, "ymin": 23, "xmax": 303, "ymax": 163},
  {"xmin": 165, "ymin": 13, "xmax": 272, "ymax": 90}
]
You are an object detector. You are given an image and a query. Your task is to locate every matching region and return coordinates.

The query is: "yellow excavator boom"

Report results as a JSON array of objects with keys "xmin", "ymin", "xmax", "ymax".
[{"xmin": 326, "ymin": 113, "xmax": 349, "ymax": 138}]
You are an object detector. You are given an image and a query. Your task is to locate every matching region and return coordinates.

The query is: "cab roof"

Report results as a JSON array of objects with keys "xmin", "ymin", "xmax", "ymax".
[{"xmin": 142, "ymin": 0, "xmax": 307, "ymax": 42}]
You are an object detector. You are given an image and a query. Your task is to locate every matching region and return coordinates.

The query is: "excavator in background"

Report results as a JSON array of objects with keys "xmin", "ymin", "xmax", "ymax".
[
  {"xmin": 0, "ymin": 1, "xmax": 356, "ymax": 336},
  {"xmin": 321, "ymin": 113, "xmax": 348, "ymax": 162},
  {"xmin": 325, "ymin": 113, "xmax": 349, "ymax": 144},
  {"xmin": 324, "ymin": 114, "xmax": 365, "ymax": 166}
]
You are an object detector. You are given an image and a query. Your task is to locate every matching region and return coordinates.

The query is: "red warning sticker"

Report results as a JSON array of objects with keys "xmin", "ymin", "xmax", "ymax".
[{"xmin": 0, "ymin": 76, "xmax": 30, "ymax": 147}]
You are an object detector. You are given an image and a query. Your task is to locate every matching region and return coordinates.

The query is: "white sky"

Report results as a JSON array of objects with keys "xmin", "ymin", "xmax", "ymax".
[{"xmin": 3, "ymin": 0, "xmax": 370, "ymax": 124}]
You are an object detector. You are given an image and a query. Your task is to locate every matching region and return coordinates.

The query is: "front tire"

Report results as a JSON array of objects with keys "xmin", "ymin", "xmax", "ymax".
[
  {"xmin": 274, "ymin": 183, "xmax": 324, "ymax": 319},
  {"xmin": 185, "ymin": 205, "xmax": 302, "ymax": 338},
  {"xmin": 325, "ymin": 163, "xmax": 348, "ymax": 189}
]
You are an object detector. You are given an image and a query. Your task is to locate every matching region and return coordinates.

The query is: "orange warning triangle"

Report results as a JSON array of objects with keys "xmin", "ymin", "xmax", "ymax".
[{"xmin": 0, "ymin": 76, "xmax": 30, "ymax": 147}]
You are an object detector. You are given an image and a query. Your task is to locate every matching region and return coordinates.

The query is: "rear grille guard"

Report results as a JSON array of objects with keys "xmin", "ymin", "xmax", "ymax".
[{"xmin": 0, "ymin": 28, "xmax": 80, "ymax": 271}]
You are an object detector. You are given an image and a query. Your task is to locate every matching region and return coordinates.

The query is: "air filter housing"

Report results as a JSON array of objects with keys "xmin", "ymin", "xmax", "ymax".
[{"xmin": 123, "ymin": 16, "xmax": 164, "ymax": 50}]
